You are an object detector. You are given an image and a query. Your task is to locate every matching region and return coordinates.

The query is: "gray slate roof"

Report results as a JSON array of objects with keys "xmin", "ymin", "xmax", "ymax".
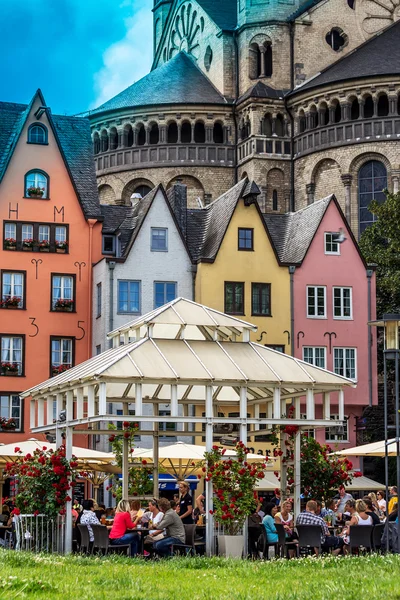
[
  {"xmin": 237, "ymin": 81, "xmax": 288, "ymax": 104},
  {"xmin": 90, "ymin": 52, "xmax": 228, "ymax": 117},
  {"xmin": 196, "ymin": 0, "xmax": 237, "ymax": 30},
  {"xmin": 0, "ymin": 93, "xmax": 101, "ymax": 220},
  {"xmin": 263, "ymin": 196, "xmax": 332, "ymax": 264},
  {"xmin": 293, "ymin": 20, "xmax": 400, "ymax": 94},
  {"xmin": 186, "ymin": 178, "xmax": 260, "ymax": 262}
]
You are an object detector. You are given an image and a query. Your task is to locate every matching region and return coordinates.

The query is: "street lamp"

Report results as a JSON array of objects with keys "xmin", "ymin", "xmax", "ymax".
[{"xmin": 369, "ymin": 314, "xmax": 400, "ymax": 552}]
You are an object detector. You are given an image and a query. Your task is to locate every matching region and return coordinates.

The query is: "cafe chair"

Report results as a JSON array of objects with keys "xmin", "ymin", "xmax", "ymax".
[
  {"xmin": 275, "ymin": 523, "xmax": 298, "ymax": 558},
  {"xmin": 372, "ymin": 523, "xmax": 385, "ymax": 552},
  {"xmin": 77, "ymin": 525, "xmax": 92, "ymax": 555},
  {"xmin": 296, "ymin": 525, "xmax": 322, "ymax": 556},
  {"xmin": 259, "ymin": 527, "xmax": 278, "ymax": 560},
  {"xmin": 348, "ymin": 525, "xmax": 373, "ymax": 555},
  {"xmin": 171, "ymin": 524, "xmax": 205, "ymax": 556},
  {"xmin": 91, "ymin": 524, "xmax": 131, "ymax": 556}
]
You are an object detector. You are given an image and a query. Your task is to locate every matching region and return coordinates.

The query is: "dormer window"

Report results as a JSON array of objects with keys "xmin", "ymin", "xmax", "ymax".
[
  {"xmin": 25, "ymin": 170, "xmax": 49, "ymax": 199},
  {"xmin": 103, "ymin": 235, "xmax": 115, "ymax": 254},
  {"xmin": 28, "ymin": 123, "xmax": 48, "ymax": 145},
  {"xmin": 324, "ymin": 232, "xmax": 340, "ymax": 255}
]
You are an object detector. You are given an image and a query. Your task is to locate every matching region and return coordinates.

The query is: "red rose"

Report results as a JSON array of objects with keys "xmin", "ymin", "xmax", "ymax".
[
  {"xmin": 14, "ymin": 447, "xmax": 20, "ymax": 453},
  {"xmin": 11, "ymin": 508, "xmax": 20, "ymax": 516},
  {"xmin": 109, "ymin": 435, "xmax": 115, "ymax": 442},
  {"xmin": 33, "ymin": 510, "xmax": 40, "ymax": 516},
  {"xmin": 123, "ymin": 432, "xmax": 130, "ymax": 439},
  {"xmin": 123, "ymin": 421, "xmax": 129, "ymax": 428},
  {"xmin": 142, "ymin": 460, "xmax": 147, "ymax": 465}
]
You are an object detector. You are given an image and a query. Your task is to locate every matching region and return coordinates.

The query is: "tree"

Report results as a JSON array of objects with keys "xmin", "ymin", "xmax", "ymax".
[{"xmin": 359, "ymin": 190, "xmax": 400, "ymax": 317}]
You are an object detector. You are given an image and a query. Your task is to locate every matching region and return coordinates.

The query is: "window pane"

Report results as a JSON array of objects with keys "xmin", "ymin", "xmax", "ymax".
[
  {"xmin": 55, "ymin": 227, "xmax": 67, "ymax": 242},
  {"xmin": 238, "ymin": 228, "xmax": 253, "ymax": 249},
  {"xmin": 155, "ymin": 283, "xmax": 165, "ymax": 308},
  {"xmin": 252, "ymin": 283, "xmax": 270, "ymax": 315},
  {"xmin": 22, "ymin": 224, "xmax": 33, "ymax": 240},
  {"xmin": 5, "ymin": 223, "xmax": 16, "ymax": 239},
  {"xmin": 358, "ymin": 161, "xmax": 387, "ymax": 234},
  {"xmin": 317, "ymin": 287, "xmax": 325, "ymax": 315},
  {"xmin": 151, "ymin": 228, "xmax": 167, "ymax": 251},
  {"xmin": 39, "ymin": 225, "xmax": 50, "ymax": 242},
  {"xmin": 307, "ymin": 288, "xmax": 315, "ymax": 315},
  {"xmin": 166, "ymin": 283, "xmax": 176, "ymax": 303},
  {"xmin": 128, "ymin": 282, "xmax": 140, "ymax": 312},
  {"xmin": 29, "ymin": 125, "xmax": 46, "ymax": 143},
  {"xmin": 26, "ymin": 171, "xmax": 48, "ymax": 197}
]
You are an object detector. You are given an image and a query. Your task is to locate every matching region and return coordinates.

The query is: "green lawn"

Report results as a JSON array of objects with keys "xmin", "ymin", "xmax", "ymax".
[{"xmin": 1, "ymin": 551, "xmax": 399, "ymax": 600}]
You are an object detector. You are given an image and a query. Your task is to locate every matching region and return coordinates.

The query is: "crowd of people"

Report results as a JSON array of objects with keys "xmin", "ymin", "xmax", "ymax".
[
  {"xmin": 257, "ymin": 485, "xmax": 398, "ymax": 557},
  {"xmin": 74, "ymin": 481, "xmax": 205, "ymax": 557}
]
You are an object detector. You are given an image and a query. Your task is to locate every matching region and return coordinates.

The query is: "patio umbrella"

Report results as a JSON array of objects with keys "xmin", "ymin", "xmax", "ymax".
[
  {"xmin": 332, "ymin": 439, "xmax": 399, "ymax": 457},
  {"xmin": 0, "ymin": 438, "xmax": 118, "ymax": 505},
  {"xmin": 129, "ymin": 441, "xmax": 269, "ymax": 480}
]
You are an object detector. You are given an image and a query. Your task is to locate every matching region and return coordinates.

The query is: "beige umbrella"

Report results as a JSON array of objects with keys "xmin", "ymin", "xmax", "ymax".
[
  {"xmin": 129, "ymin": 441, "xmax": 269, "ymax": 480},
  {"xmin": 332, "ymin": 439, "xmax": 399, "ymax": 457},
  {"xmin": 0, "ymin": 438, "xmax": 117, "ymax": 505}
]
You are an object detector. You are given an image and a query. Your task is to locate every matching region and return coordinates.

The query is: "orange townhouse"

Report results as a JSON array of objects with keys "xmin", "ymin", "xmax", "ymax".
[{"xmin": 0, "ymin": 90, "xmax": 102, "ymax": 446}]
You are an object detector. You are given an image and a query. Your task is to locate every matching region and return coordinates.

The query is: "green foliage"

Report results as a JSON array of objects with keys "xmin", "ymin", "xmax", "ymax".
[
  {"xmin": 0, "ymin": 551, "xmax": 400, "ymax": 599},
  {"xmin": 107, "ymin": 422, "xmax": 153, "ymax": 499},
  {"xmin": 203, "ymin": 442, "xmax": 267, "ymax": 535},
  {"xmin": 359, "ymin": 190, "xmax": 400, "ymax": 317},
  {"xmin": 5, "ymin": 446, "xmax": 77, "ymax": 518}
]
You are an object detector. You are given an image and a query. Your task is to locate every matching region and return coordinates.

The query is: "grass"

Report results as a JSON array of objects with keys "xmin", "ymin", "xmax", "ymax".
[{"xmin": 0, "ymin": 551, "xmax": 400, "ymax": 600}]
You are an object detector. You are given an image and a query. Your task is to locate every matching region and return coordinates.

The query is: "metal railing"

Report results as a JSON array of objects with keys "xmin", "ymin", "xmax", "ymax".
[{"xmin": 14, "ymin": 514, "xmax": 66, "ymax": 553}]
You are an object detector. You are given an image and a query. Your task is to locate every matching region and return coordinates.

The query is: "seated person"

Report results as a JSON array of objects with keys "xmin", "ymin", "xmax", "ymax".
[
  {"xmin": 153, "ymin": 498, "xmax": 185, "ymax": 557},
  {"xmin": 109, "ymin": 499, "xmax": 139, "ymax": 556},
  {"xmin": 362, "ymin": 497, "xmax": 380, "ymax": 525},
  {"xmin": 296, "ymin": 500, "xmax": 344, "ymax": 555},
  {"xmin": 80, "ymin": 499, "xmax": 101, "ymax": 543},
  {"xmin": 388, "ymin": 502, "xmax": 398, "ymax": 522},
  {"xmin": 130, "ymin": 499, "xmax": 144, "ymax": 521},
  {"xmin": 262, "ymin": 502, "xmax": 279, "ymax": 545}
]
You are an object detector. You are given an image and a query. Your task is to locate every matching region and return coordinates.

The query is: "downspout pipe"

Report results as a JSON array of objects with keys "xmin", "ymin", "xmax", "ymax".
[
  {"xmin": 233, "ymin": 28, "xmax": 240, "ymax": 184},
  {"xmin": 367, "ymin": 269, "xmax": 373, "ymax": 406},
  {"xmin": 108, "ymin": 261, "xmax": 116, "ymax": 349},
  {"xmin": 289, "ymin": 265, "xmax": 296, "ymax": 356}
]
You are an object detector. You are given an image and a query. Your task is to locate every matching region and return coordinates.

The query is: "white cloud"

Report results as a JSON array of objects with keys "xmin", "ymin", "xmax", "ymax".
[{"xmin": 91, "ymin": 0, "xmax": 153, "ymax": 108}]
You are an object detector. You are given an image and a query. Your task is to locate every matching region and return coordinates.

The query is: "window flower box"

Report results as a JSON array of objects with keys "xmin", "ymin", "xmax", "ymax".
[
  {"xmin": 55, "ymin": 240, "xmax": 68, "ymax": 253},
  {"xmin": 22, "ymin": 239, "xmax": 36, "ymax": 251},
  {"xmin": 39, "ymin": 240, "xmax": 50, "ymax": 252},
  {"xmin": 4, "ymin": 238, "xmax": 16, "ymax": 250},
  {"xmin": 52, "ymin": 364, "xmax": 71, "ymax": 376},
  {"xmin": 27, "ymin": 186, "xmax": 44, "ymax": 199},
  {"xmin": 1, "ymin": 362, "xmax": 19, "ymax": 376},
  {"xmin": 1, "ymin": 297, "xmax": 22, "ymax": 309},
  {"xmin": 0, "ymin": 417, "xmax": 17, "ymax": 430},
  {"xmin": 54, "ymin": 299, "xmax": 74, "ymax": 312}
]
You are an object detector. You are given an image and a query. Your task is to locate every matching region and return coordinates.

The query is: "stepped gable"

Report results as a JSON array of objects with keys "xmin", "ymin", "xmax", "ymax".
[
  {"xmin": 90, "ymin": 52, "xmax": 228, "ymax": 117},
  {"xmin": 292, "ymin": 20, "xmax": 400, "ymax": 94}
]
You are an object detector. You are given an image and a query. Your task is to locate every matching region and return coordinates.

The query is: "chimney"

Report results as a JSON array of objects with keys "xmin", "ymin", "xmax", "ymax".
[{"xmin": 167, "ymin": 181, "xmax": 187, "ymax": 239}]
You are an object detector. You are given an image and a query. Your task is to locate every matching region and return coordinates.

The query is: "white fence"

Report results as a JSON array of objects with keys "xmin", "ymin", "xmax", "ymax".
[{"xmin": 14, "ymin": 514, "xmax": 66, "ymax": 553}]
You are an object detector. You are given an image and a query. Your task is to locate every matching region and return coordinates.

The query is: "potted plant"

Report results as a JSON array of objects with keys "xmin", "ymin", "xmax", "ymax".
[
  {"xmin": 51, "ymin": 364, "xmax": 71, "ymax": 376},
  {"xmin": 39, "ymin": 239, "xmax": 50, "ymax": 252},
  {"xmin": 55, "ymin": 240, "xmax": 68, "ymax": 253},
  {"xmin": 22, "ymin": 238, "xmax": 35, "ymax": 251},
  {"xmin": 1, "ymin": 296, "xmax": 21, "ymax": 309},
  {"xmin": 202, "ymin": 442, "xmax": 267, "ymax": 558},
  {"xmin": 4, "ymin": 238, "xmax": 16, "ymax": 250},
  {"xmin": 0, "ymin": 417, "xmax": 17, "ymax": 430},
  {"xmin": 54, "ymin": 298, "xmax": 74, "ymax": 312},
  {"xmin": 27, "ymin": 186, "xmax": 45, "ymax": 199},
  {"xmin": 1, "ymin": 362, "xmax": 19, "ymax": 376}
]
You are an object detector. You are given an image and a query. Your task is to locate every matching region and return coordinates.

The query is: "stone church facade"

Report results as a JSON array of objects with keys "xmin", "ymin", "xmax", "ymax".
[{"xmin": 88, "ymin": 0, "xmax": 400, "ymax": 238}]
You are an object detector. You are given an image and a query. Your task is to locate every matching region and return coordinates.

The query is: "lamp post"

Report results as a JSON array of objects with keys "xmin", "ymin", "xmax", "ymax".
[{"xmin": 369, "ymin": 314, "xmax": 400, "ymax": 552}]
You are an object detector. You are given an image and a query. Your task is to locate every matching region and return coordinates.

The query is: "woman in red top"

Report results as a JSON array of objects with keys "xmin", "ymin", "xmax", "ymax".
[{"xmin": 109, "ymin": 500, "xmax": 139, "ymax": 556}]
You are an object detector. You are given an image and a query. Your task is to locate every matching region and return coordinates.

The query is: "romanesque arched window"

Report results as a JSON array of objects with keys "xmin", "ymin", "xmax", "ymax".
[
  {"xmin": 149, "ymin": 123, "xmax": 159, "ymax": 145},
  {"xmin": 377, "ymin": 94, "xmax": 389, "ymax": 117},
  {"xmin": 137, "ymin": 124, "xmax": 146, "ymax": 146},
  {"xmin": 100, "ymin": 129, "xmax": 109, "ymax": 152},
  {"xmin": 109, "ymin": 127, "xmax": 118, "ymax": 150},
  {"xmin": 358, "ymin": 160, "xmax": 387, "ymax": 235},
  {"xmin": 194, "ymin": 121, "xmax": 205, "ymax": 143},
  {"xmin": 93, "ymin": 132, "xmax": 100, "ymax": 155},
  {"xmin": 124, "ymin": 124, "xmax": 133, "ymax": 147},
  {"xmin": 213, "ymin": 122, "xmax": 224, "ymax": 144}
]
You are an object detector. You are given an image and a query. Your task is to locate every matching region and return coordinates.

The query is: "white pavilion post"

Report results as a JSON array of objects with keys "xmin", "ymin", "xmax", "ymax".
[
  {"xmin": 323, "ymin": 392, "xmax": 330, "ymax": 420},
  {"xmin": 56, "ymin": 393, "xmax": 63, "ymax": 447},
  {"xmin": 239, "ymin": 386, "xmax": 248, "ymax": 557},
  {"xmin": 122, "ymin": 402, "xmax": 129, "ymax": 499},
  {"xmin": 205, "ymin": 384, "xmax": 214, "ymax": 556},
  {"xmin": 76, "ymin": 388, "xmax": 84, "ymax": 420},
  {"xmin": 293, "ymin": 429, "xmax": 301, "ymax": 520},
  {"xmin": 338, "ymin": 389, "xmax": 344, "ymax": 422},
  {"xmin": 46, "ymin": 395, "xmax": 54, "ymax": 427},
  {"xmin": 306, "ymin": 389, "xmax": 315, "ymax": 420},
  {"xmin": 38, "ymin": 398, "xmax": 44, "ymax": 427},
  {"xmin": 153, "ymin": 402, "xmax": 159, "ymax": 498},
  {"xmin": 65, "ymin": 423, "xmax": 73, "ymax": 554},
  {"xmin": 30, "ymin": 399, "xmax": 35, "ymax": 430}
]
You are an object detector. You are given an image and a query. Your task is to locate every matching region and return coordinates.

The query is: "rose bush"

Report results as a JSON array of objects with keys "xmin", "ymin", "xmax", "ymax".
[
  {"xmin": 202, "ymin": 442, "xmax": 267, "ymax": 535},
  {"xmin": 5, "ymin": 446, "xmax": 77, "ymax": 518}
]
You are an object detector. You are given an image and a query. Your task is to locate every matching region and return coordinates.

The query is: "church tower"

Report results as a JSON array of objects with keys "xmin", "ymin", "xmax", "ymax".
[
  {"xmin": 237, "ymin": 0, "xmax": 306, "ymax": 26},
  {"xmin": 153, "ymin": 0, "xmax": 173, "ymax": 58}
]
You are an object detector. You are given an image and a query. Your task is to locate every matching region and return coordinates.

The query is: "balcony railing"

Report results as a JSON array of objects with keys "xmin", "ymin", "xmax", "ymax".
[
  {"xmin": 294, "ymin": 116, "xmax": 400, "ymax": 157},
  {"xmin": 238, "ymin": 136, "xmax": 291, "ymax": 163},
  {"xmin": 95, "ymin": 143, "xmax": 235, "ymax": 173}
]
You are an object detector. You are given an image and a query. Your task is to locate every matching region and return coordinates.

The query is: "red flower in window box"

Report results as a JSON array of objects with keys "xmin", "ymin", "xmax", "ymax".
[
  {"xmin": 54, "ymin": 298, "xmax": 74, "ymax": 311},
  {"xmin": 38, "ymin": 239, "xmax": 50, "ymax": 251},
  {"xmin": 1, "ymin": 362, "xmax": 19, "ymax": 376},
  {"xmin": 55, "ymin": 240, "xmax": 68, "ymax": 252},
  {"xmin": 22, "ymin": 238, "xmax": 36, "ymax": 249},
  {"xmin": 27, "ymin": 186, "xmax": 44, "ymax": 197},
  {"xmin": 52, "ymin": 364, "xmax": 72, "ymax": 376},
  {"xmin": 4, "ymin": 238, "xmax": 16, "ymax": 250},
  {"xmin": 1, "ymin": 296, "xmax": 21, "ymax": 309}
]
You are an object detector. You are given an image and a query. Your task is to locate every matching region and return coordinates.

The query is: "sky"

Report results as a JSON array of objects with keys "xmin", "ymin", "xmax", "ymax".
[{"xmin": 1, "ymin": 0, "xmax": 154, "ymax": 115}]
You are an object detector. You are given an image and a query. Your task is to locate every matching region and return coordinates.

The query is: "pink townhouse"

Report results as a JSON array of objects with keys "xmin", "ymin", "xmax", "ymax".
[{"xmin": 266, "ymin": 195, "xmax": 377, "ymax": 467}]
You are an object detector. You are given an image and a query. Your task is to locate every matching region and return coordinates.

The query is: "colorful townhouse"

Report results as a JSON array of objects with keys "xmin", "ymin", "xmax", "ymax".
[
  {"xmin": 0, "ymin": 90, "xmax": 102, "ymax": 447},
  {"xmin": 265, "ymin": 196, "xmax": 378, "ymax": 465},
  {"xmin": 92, "ymin": 182, "xmax": 194, "ymax": 449}
]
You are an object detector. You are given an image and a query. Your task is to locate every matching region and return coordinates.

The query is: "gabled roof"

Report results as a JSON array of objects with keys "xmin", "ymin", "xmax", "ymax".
[
  {"xmin": 263, "ymin": 196, "xmax": 332, "ymax": 264},
  {"xmin": 292, "ymin": 20, "xmax": 400, "ymax": 95},
  {"xmin": 196, "ymin": 0, "xmax": 237, "ymax": 30},
  {"xmin": 0, "ymin": 90, "xmax": 101, "ymax": 219},
  {"xmin": 237, "ymin": 81, "xmax": 288, "ymax": 105},
  {"xmin": 101, "ymin": 185, "xmax": 192, "ymax": 260},
  {"xmin": 90, "ymin": 52, "xmax": 228, "ymax": 118},
  {"xmin": 187, "ymin": 178, "xmax": 263, "ymax": 262}
]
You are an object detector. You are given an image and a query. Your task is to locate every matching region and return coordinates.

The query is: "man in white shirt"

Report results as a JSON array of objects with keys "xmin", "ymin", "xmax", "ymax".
[{"xmin": 335, "ymin": 486, "xmax": 354, "ymax": 514}]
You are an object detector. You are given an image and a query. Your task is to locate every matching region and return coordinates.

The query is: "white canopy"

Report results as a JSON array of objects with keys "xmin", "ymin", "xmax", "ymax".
[
  {"xmin": 0, "ymin": 438, "xmax": 115, "ymax": 466},
  {"xmin": 255, "ymin": 472, "xmax": 383, "ymax": 492},
  {"xmin": 333, "ymin": 439, "xmax": 399, "ymax": 457}
]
